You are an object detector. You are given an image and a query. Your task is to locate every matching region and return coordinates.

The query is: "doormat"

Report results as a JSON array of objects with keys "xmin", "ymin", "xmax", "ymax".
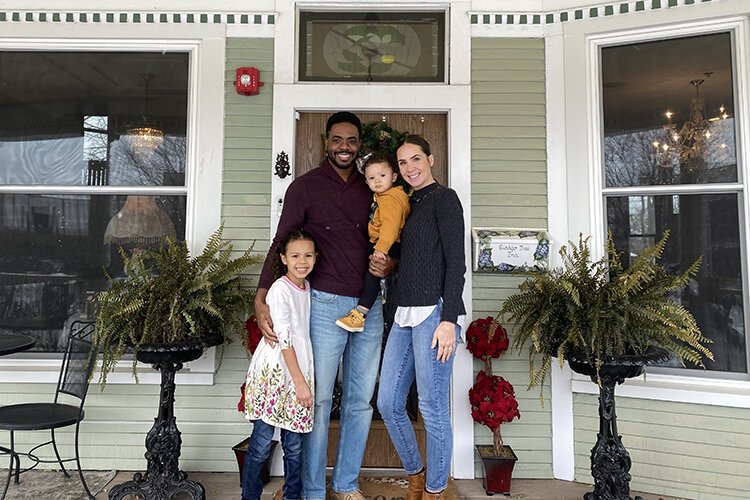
[
  {"xmin": 273, "ymin": 476, "xmax": 458, "ymax": 499},
  {"xmin": 2, "ymin": 469, "xmax": 116, "ymax": 500}
]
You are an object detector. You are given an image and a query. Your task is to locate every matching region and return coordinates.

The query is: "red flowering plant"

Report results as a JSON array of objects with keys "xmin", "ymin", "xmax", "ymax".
[
  {"xmin": 243, "ymin": 315, "xmax": 263, "ymax": 354},
  {"xmin": 238, "ymin": 315, "xmax": 264, "ymax": 413},
  {"xmin": 466, "ymin": 316, "xmax": 520, "ymax": 456}
]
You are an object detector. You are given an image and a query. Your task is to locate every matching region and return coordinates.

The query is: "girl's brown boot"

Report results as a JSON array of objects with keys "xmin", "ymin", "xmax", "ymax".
[{"xmin": 406, "ymin": 470, "xmax": 425, "ymax": 500}]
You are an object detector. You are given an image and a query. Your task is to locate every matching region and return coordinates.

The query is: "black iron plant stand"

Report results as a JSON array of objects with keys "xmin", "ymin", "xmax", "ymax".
[
  {"xmin": 568, "ymin": 348, "xmax": 670, "ymax": 500},
  {"xmin": 109, "ymin": 343, "xmax": 209, "ymax": 500}
]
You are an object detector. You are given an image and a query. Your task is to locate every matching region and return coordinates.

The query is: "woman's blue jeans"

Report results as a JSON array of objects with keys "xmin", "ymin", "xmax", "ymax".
[
  {"xmin": 302, "ymin": 289, "xmax": 383, "ymax": 499},
  {"xmin": 242, "ymin": 419, "xmax": 303, "ymax": 500},
  {"xmin": 377, "ymin": 303, "xmax": 460, "ymax": 493}
]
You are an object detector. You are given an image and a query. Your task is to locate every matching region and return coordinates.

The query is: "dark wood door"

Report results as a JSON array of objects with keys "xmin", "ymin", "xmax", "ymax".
[
  {"xmin": 295, "ymin": 111, "xmax": 448, "ymax": 468},
  {"xmin": 295, "ymin": 112, "xmax": 447, "ymax": 182}
]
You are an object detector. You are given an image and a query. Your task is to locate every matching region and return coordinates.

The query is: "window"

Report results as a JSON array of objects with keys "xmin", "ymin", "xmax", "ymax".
[
  {"xmin": 0, "ymin": 51, "xmax": 189, "ymax": 353},
  {"xmin": 600, "ymin": 31, "xmax": 747, "ymax": 374},
  {"xmin": 298, "ymin": 11, "xmax": 447, "ymax": 82}
]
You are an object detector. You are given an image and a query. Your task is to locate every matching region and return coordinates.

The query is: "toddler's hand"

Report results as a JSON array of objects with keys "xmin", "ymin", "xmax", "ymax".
[
  {"xmin": 373, "ymin": 250, "xmax": 387, "ymax": 262},
  {"xmin": 296, "ymin": 381, "xmax": 313, "ymax": 408}
]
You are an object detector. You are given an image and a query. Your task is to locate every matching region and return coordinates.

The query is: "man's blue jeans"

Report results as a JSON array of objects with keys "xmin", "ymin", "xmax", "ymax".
[
  {"xmin": 302, "ymin": 289, "xmax": 383, "ymax": 499},
  {"xmin": 242, "ymin": 419, "xmax": 303, "ymax": 500},
  {"xmin": 376, "ymin": 303, "xmax": 460, "ymax": 493}
]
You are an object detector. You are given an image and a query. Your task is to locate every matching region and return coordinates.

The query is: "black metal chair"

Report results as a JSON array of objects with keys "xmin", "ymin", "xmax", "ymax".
[{"xmin": 0, "ymin": 320, "xmax": 96, "ymax": 500}]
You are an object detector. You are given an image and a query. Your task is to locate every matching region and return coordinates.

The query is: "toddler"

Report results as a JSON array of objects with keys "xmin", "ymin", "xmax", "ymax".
[{"xmin": 336, "ymin": 152, "xmax": 410, "ymax": 332}]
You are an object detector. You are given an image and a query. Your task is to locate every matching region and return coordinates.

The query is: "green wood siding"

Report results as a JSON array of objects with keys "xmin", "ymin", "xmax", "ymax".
[
  {"xmin": 471, "ymin": 37, "xmax": 551, "ymax": 479},
  {"xmin": 574, "ymin": 394, "xmax": 750, "ymax": 499}
]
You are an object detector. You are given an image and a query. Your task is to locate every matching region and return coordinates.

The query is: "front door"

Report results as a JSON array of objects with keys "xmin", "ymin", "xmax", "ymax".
[{"xmin": 295, "ymin": 111, "xmax": 448, "ymax": 468}]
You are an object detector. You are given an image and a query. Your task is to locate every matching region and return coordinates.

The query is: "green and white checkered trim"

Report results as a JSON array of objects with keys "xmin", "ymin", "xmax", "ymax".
[
  {"xmin": 0, "ymin": 11, "xmax": 275, "ymax": 25},
  {"xmin": 470, "ymin": 0, "xmax": 718, "ymax": 26}
]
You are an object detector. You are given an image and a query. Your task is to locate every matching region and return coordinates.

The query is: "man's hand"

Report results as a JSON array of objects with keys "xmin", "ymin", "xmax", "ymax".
[
  {"xmin": 369, "ymin": 254, "xmax": 397, "ymax": 278},
  {"xmin": 254, "ymin": 289, "xmax": 278, "ymax": 345}
]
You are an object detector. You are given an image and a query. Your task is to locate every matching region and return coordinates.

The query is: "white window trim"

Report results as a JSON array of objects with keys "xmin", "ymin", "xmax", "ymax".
[
  {"xmin": 0, "ymin": 22, "xmax": 226, "ymax": 385},
  {"xmin": 567, "ymin": 16, "xmax": 750, "ymax": 405}
]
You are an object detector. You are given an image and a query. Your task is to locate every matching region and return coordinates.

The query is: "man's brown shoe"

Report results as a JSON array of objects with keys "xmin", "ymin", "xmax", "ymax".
[{"xmin": 330, "ymin": 490, "xmax": 366, "ymax": 500}]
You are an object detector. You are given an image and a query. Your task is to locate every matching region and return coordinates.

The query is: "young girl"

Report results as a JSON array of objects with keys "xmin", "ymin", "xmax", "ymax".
[
  {"xmin": 242, "ymin": 230, "xmax": 316, "ymax": 500},
  {"xmin": 336, "ymin": 152, "xmax": 410, "ymax": 332}
]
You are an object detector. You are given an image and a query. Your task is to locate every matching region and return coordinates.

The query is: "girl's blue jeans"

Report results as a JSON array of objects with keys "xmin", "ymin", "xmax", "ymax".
[
  {"xmin": 376, "ymin": 303, "xmax": 460, "ymax": 493},
  {"xmin": 241, "ymin": 419, "xmax": 303, "ymax": 500}
]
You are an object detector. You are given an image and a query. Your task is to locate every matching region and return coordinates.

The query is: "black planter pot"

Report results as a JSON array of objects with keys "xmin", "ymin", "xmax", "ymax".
[
  {"xmin": 109, "ymin": 336, "xmax": 222, "ymax": 500},
  {"xmin": 233, "ymin": 438, "xmax": 278, "ymax": 486},
  {"xmin": 568, "ymin": 348, "xmax": 670, "ymax": 500}
]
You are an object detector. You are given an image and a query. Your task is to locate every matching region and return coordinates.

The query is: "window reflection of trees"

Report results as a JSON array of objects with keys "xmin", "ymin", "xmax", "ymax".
[
  {"xmin": 604, "ymin": 119, "xmax": 736, "ymax": 188},
  {"xmin": 109, "ymin": 135, "xmax": 186, "ymax": 186}
]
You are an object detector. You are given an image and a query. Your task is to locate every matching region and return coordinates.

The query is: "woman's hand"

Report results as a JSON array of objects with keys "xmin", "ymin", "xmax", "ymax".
[
  {"xmin": 431, "ymin": 321, "xmax": 457, "ymax": 363},
  {"xmin": 296, "ymin": 381, "xmax": 313, "ymax": 409}
]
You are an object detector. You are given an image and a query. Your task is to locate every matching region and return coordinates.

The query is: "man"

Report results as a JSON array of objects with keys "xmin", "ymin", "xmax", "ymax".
[{"xmin": 255, "ymin": 112, "xmax": 394, "ymax": 500}]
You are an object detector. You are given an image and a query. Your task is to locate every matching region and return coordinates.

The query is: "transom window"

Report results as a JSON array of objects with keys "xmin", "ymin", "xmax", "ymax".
[{"xmin": 298, "ymin": 10, "xmax": 447, "ymax": 83}]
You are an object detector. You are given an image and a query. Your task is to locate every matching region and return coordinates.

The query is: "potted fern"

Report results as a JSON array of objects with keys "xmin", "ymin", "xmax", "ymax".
[
  {"xmin": 499, "ymin": 231, "xmax": 713, "ymax": 500},
  {"xmin": 93, "ymin": 225, "xmax": 261, "ymax": 385},
  {"xmin": 94, "ymin": 226, "xmax": 262, "ymax": 499},
  {"xmin": 501, "ymin": 231, "xmax": 713, "ymax": 388}
]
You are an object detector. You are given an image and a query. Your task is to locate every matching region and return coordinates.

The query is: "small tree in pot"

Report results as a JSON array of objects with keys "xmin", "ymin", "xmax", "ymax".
[{"xmin": 466, "ymin": 316, "xmax": 520, "ymax": 495}]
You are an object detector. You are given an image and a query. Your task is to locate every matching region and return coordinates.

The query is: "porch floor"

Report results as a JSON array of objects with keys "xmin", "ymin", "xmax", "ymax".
[{"xmin": 95, "ymin": 471, "xmax": 683, "ymax": 499}]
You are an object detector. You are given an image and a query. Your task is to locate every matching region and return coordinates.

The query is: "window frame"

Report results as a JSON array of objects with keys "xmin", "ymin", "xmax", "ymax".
[
  {"xmin": 565, "ymin": 16, "xmax": 750, "ymax": 406},
  {"xmin": 0, "ymin": 24, "xmax": 226, "ymax": 385}
]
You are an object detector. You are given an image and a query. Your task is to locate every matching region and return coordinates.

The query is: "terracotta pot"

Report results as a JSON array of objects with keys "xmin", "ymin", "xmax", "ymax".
[{"xmin": 477, "ymin": 444, "xmax": 517, "ymax": 495}]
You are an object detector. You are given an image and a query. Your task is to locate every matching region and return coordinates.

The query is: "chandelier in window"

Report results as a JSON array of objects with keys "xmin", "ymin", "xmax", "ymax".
[
  {"xmin": 126, "ymin": 73, "xmax": 164, "ymax": 152},
  {"xmin": 651, "ymin": 76, "xmax": 730, "ymax": 171}
]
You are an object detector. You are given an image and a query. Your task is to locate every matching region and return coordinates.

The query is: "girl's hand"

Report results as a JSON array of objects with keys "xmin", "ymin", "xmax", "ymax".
[
  {"xmin": 431, "ymin": 321, "xmax": 457, "ymax": 363},
  {"xmin": 372, "ymin": 250, "xmax": 387, "ymax": 262},
  {"xmin": 296, "ymin": 381, "xmax": 313, "ymax": 408}
]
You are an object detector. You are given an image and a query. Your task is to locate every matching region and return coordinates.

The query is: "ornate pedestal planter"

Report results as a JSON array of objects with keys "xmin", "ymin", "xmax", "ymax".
[
  {"xmin": 568, "ymin": 348, "xmax": 670, "ymax": 500},
  {"xmin": 109, "ymin": 339, "xmax": 218, "ymax": 500}
]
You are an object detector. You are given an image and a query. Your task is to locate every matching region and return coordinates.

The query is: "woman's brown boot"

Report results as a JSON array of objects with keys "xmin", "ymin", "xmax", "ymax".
[
  {"xmin": 422, "ymin": 486, "xmax": 456, "ymax": 500},
  {"xmin": 406, "ymin": 470, "xmax": 425, "ymax": 500}
]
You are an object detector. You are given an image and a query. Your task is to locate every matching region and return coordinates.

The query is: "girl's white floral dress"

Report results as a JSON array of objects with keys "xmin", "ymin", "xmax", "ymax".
[{"xmin": 244, "ymin": 276, "xmax": 314, "ymax": 432}]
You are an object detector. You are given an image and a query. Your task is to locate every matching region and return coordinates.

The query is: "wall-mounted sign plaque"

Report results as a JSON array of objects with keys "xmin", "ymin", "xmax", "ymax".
[{"xmin": 472, "ymin": 228, "xmax": 550, "ymax": 273}]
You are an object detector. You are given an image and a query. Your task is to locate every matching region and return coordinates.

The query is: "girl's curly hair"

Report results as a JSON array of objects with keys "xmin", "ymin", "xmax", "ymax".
[{"xmin": 269, "ymin": 230, "xmax": 317, "ymax": 282}]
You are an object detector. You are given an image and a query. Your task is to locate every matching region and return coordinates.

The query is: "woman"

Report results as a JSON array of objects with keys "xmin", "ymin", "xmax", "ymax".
[{"xmin": 376, "ymin": 135, "xmax": 466, "ymax": 500}]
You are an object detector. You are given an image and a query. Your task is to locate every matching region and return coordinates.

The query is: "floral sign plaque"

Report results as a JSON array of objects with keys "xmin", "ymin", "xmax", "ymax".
[{"xmin": 472, "ymin": 228, "xmax": 550, "ymax": 273}]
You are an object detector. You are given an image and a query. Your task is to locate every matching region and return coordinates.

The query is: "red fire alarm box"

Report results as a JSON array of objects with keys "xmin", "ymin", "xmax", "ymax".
[{"xmin": 234, "ymin": 67, "xmax": 264, "ymax": 96}]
